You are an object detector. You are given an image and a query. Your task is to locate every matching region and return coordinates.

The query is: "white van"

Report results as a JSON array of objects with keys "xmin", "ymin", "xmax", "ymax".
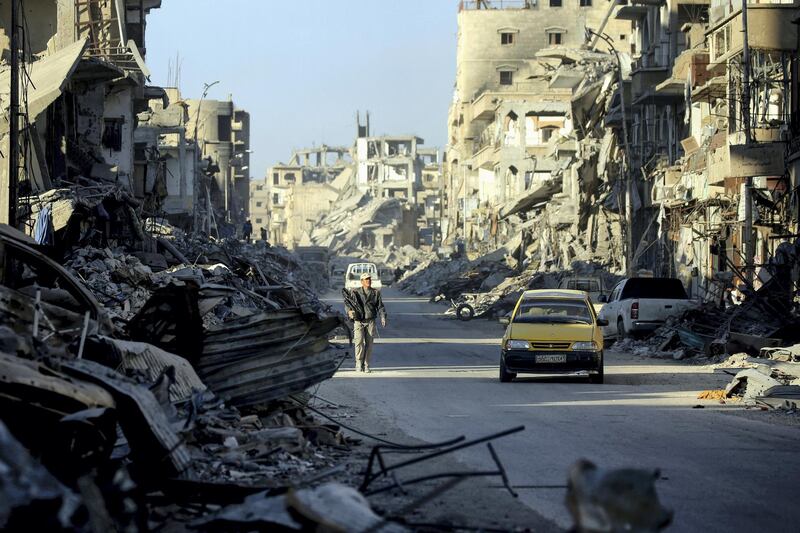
[{"xmin": 345, "ymin": 262, "xmax": 382, "ymax": 290}]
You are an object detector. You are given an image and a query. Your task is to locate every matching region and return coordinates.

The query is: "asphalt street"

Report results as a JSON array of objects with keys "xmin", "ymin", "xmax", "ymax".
[{"xmin": 320, "ymin": 288, "xmax": 800, "ymax": 532}]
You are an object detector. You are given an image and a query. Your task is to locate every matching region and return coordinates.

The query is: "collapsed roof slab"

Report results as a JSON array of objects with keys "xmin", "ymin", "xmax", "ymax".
[{"xmin": 0, "ymin": 38, "xmax": 88, "ymax": 128}]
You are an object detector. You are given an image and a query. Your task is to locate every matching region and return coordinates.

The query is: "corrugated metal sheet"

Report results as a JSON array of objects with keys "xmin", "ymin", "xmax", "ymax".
[
  {"xmin": 197, "ymin": 308, "xmax": 344, "ymax": 408},
  {"xmin": 62, "ymin": 359, "xmax": 193, "ymax": 476},
  {"xmin": 96, "ymin": 336, "xmax": 207, "ymax": 402}
]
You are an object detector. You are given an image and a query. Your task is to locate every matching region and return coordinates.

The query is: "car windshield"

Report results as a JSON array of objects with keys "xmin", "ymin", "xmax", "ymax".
[{"xmin": 513, "ymin": 299, "xmax": 592, "ymax": 324}]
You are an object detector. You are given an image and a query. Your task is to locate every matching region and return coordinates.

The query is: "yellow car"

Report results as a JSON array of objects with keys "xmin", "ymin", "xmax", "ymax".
[{"xmin": 499, "ymin": 289, "xmax": 607, "ymax": 384}]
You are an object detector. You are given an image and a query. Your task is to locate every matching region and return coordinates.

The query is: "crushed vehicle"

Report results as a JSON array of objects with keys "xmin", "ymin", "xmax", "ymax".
[
  {"xmin": 295, "ymin": 246, "xmax": 330, "ymax": 286},
  {"xmin": 499, "ymin": 289, "xmax": 607, "ymax": 384},
  {"xmin": 598, "ymin": 277, "xmax": 695, "ymax": 340}
]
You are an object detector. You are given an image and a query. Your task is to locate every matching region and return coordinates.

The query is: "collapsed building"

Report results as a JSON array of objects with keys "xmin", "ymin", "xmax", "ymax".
[
  {"xmin": 260, "ymin": 115, "xmax": 443, "ymax": 259},
  {"xmin": 442, "ymin": 0, "xmax": 633, "ymax": 273},
  {"xmin": 437, "ymin": 0, "xmax": 800, "ymax": 307},
  {"xmin": 256, "ymin": 144, "xmax": 351, "ymax": 247}
]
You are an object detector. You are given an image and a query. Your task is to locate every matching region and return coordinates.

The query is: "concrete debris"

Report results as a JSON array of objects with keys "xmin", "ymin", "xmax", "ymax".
[
  {"xmin": 566, "ymin": 459, "xmax": 672, "ymax": 533},
  {"xmin": 0, "ymin": 419, "xmax": 81, "ymax": 531},
  {"xmin": 721, "ymin": 356, "xmax": 800, "ymax": 409},
  {"xmin": 760, "ymin": 343, "xmax": 800, "ymax": 363},
  {"xmin": 399, "ymin": 245, "xmax": 620, "ymax": 320},
  {"xmin": 288, "ymin": 482, "xmax": 410, "ymax": 533},
  {"xmin": 724, "ymin": 367, "xmax": 782, "ymax": 403},
  {"xmin": 197, "ymin": 482, "xmax": 409, "ymax": 532},
  {"xmin": 0, "ymin": 219, "xmax": 357, "ymax": 528}
]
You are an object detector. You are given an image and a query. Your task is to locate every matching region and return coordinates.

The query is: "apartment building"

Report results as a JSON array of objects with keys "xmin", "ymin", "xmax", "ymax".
[
  {"xmin": 445, "ymin": 0, "xmax": 632, "ymax": 249},
  {"xmin": 626, "ymin": 0, "xmax": 799, "ymax": 299}
]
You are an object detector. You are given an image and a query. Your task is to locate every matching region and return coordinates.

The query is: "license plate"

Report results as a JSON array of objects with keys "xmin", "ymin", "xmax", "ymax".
[{"xmin": 536, "ymin": 354, "xmax": 566, "ymax": 363}]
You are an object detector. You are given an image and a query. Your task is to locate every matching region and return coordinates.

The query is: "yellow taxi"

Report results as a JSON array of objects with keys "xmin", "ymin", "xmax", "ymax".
[{"xmin": 499, "ymin": 289, "xmax": 607, "ymax": 384}]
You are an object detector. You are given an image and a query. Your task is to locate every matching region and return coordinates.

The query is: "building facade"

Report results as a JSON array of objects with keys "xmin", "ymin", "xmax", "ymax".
[{"xmin": 444, "ymin": 0, "xmax": 632, "ymax": 250}]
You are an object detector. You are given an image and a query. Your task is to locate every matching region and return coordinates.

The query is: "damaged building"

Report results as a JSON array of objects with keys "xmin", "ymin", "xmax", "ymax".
[
  {"xmin": 262, "ymin": 116, "xmax": 441, "ymax": 252},
  {"xmin": 186, "ymin": 96, "xmax": 252, "ymax": 234},
  {"xmin": 624, "ymin": 0, "xmax": 800, "ymax": 302},
  {"xmin": 259, "ymin": 144, "xmax": 351, "ymax": 247},
  {"xmin": 442, "ymin": 0, "xmax": 633, "ymax": 271}
]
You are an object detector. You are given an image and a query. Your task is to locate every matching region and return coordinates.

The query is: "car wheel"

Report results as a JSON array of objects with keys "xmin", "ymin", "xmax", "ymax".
[
  {"xmin": 617, "ymin": 317, "xmax": 627, "ymax": 340},
  {"xmin": 499, "ymin": 356, "xmax": 516, "ymax": 383},
  {"xmin": 456, "ymin": 303, "xmax": 475, "ymax": 321}
]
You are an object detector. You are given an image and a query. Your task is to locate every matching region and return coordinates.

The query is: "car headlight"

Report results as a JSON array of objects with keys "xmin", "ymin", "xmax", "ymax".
[
  {"xmin": 572, "ymin": 341, "xmax": 599, "ymax": 351},
  {"xmin": 506, "ymin": 340, "xmax": 531, "ymax": 350}
]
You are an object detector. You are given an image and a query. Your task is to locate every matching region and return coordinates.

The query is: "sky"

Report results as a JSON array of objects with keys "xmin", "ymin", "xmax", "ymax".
[{"xmin": 145, "ymin": 0, "xmax": 458, "ymax": 179}]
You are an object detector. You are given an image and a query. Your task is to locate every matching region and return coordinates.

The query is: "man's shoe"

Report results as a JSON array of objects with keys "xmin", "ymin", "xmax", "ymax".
[{"xmin": 364, "ymin": 366, "xmax": 371, "ymax": 373}]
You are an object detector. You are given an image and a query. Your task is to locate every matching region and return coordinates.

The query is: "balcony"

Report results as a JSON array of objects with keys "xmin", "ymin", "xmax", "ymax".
[
  {"xmin": 707, "ymin": 3, "xmax": 799, "ymax": 65},
  {"xmin": 473, "ymin": 144, "xmax": 498, "ymax": 170},
  {"xmin": 710, "ymin": 0, "xmax": 796, "ymax": 25},
  {"xmin": 460, "ymin": 0, "xmax": 534, "ymax": 10},
  {"xmin": 655, "ymin": 49, "xmax": 711, "ymax": 98},
  {"xmin": 471, "ymin": 92, "xmax": 499, "ymax": 123}
]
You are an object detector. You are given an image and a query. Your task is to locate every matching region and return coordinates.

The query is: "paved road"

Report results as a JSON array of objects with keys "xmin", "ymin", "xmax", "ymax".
[{"xmin": 320, "ymin": 289, "xmax": 800, "ymax": 532}]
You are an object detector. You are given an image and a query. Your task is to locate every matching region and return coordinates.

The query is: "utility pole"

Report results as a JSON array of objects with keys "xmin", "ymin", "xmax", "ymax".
[
  {"xmin": 462, "ymin": 163, "xmax": 469, "ymax": 250},
  {"xmin": 741, "ymin": 1, "xmax": 755, "ymax": 283},
  {"xmin": 192, "ymin": 80, "xmax": 219, "ymax": 233},
  {"xmin": 8, "ymin": 0, "xmax": 19, "ymax": 228}
]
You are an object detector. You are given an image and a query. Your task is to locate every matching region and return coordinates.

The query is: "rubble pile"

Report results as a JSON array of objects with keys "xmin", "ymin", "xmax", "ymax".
[
  {"xmin": 61, "ymin": 224, "xmax": 334, "ymax": 328},
  {"xmin": 400, "ymin": 241, "xmax": 619, "ymax": 319},
  {"xmin": 0, "ymin": 219, "xmax": 405, "ymax": 529},
  {"xmin": 307, "ymin": 188, "xmax": 409, "ymax": 256},
  {"xmin": 614, "ymin": 276, "xmax": 800, "ymax": 359},
  {"xmin": 705, "ymin": 351, "xmax": 800, "ymax": 411}
]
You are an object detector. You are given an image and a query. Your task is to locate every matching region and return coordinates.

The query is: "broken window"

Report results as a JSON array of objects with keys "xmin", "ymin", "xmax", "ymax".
[
  {"xmin": 548, "ymin": 32, "xmax": 563, "ymax": 46},
  {"xmin": 542, "ymin": 126, "xmax": 558, "ymax": 143},
  {"xmin": 499, "ymin": 71, "xmax": 513, "ymax": 85},
  {"xmin": 580, "ymin": 0, "xmax": 591, "ymax": 5},
  {"xmin": 273, "ymin": 193, "xmax": 280, "ymax": 205},
  {"xmin": 256, "ymin": 201, "xmax": 263, "ymax": 207},
  {"xmin": 217, "ymin": 115, "xmax": 232, "ymax": 141},
  {"xmin": 102, "ymin": 118, "xmax": 124, "ymax": 151},
  {"xmin": 284, "ymin": 173, "xmax": 297, "ymax": 183},
  {"xmin": 550, "ymin": 0, "xmax": 562, "ymax": 6},
  {"xmin": 501, "ymin": 32, "xmax": 514, "ymax": 45},
  {"xmin": 256, "ymin": 185, "xmax": 263, "ymax": 191},
  {"xmin": 255, "ymin": 218, "xmax": 263, "ymax": 224},
  {"xmin": 503, "ymin": 112, "xmax": 520, "ymax": 147},
  {"xmin": 273, "ymin": 173, "xmax": 279, "ymax": 185}
]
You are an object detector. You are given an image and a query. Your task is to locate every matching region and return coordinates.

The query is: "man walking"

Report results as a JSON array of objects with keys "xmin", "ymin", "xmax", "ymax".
[
  {"xmin": 242, "ymin": 219, "xmax": 253, "ymax": 242},
  {"xmin": 344, "ymin": 273, "xmax": 387, "ymax": 373}
]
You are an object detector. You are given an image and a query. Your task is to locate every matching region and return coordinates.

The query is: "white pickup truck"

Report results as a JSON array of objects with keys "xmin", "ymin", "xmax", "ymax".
[
  {"xmin": 344, "ymin": 262, "xmax": 383, "ymax": 290},
  {"xmin": 597, "ymin": 277, "xmax": 695, "ymax": 339}
]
